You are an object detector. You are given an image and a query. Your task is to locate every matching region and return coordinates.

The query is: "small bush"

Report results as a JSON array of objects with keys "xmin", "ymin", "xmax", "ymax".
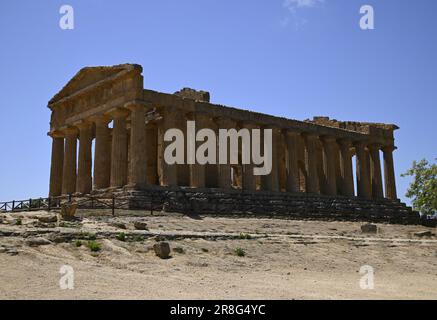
[
  {"xmin": 234, "ymin": 247, "xmax": 246, "ymax": 257},
  {"xmin": 116, "ymin": 232, "xmax": 126, "ymax": 242},
  {"xmin": 74, "ymin": 240, "xmax": 82, "ymax": 247},
  {"xmin": 15, "ymin": 218, "xmax": 22, "ymax": 226},
  {"xmin": 87, "ymin": 241, "xmax": 101, "ymax": 252}
]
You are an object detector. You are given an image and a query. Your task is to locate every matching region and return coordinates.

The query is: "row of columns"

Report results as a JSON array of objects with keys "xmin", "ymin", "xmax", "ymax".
[{"xmin": 49, "ymin": 105, "xmax": 398, "ymax": 200}]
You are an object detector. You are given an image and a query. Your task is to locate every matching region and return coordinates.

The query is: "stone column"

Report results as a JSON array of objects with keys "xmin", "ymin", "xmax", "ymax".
[
  {"xmin": 158, "ymin": 108, "xmax": 178, "ymax": 187},
  {"xmin": 285, "ymin": 130, "xmax": 300, "ymax": 193},
  {"xmin": 216, "ymin": 117, "xmax": 234, "ymax": 190},
  {"xmin": 383, "ymin": 145, "xmax": 397, "ymax": 200},
  {"xmin": 355, "ymin": 141, "xmax": 371, "ymax": 198},
  {"xmin": 189, "ymin": 113, "xmax": 209, "ymax": 188},
  {"xmin": 242, "ymin": 123, "xmax": 257, "ymax": 191},
  {"xmin": 61, "ymin": 127, "xmax": 78, "ymax": 195},
  {"xmin": 76, "ymin": 121, "xmax": 93, "ymax": 194},
  {"xmin": 262, "ymin": 127, "xmax": 280, "ymax": 192},
  {"xmin": 338, "ymin": 139, "xmax": 354, "ymax": 197},
  {"xmin": 369, "ymin": 143, "xmax": 384, "ymax": 199},
  {"xmin": 126, "ymin": 102, "xmax": 148, "ymax": 188},
  {"xmin": 48, "ymin": 131, "xmax": 64, "ymax": 197},
  {"xmin": 145, "ymin": 122, "xmax": 158, "ymax": 185},
  {"xmin": 321, "ymin": 136, "xmax": 338, "ymax": 196},
  {"xmin": 92, "ymin": 115, "xmax": 111, "ymax": 190},
  {"xmin": 304, "ymin": 133, "xmax": 320, "ymax": 194},
  {"xmin": 109, "ymin": 108, "xmax": 129, "ymax": 188}
]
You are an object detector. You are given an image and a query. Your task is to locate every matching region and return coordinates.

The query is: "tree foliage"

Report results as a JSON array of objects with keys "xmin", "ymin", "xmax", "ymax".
[{"xmin": 401, "ymin": 159, "xmax": 437, "ymax": 215}]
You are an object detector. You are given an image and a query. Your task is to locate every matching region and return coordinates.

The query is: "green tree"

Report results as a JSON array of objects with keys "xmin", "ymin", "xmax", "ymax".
[{"xmin": 401, "ymin": 159, "xmax": 437, "ymax": 215}]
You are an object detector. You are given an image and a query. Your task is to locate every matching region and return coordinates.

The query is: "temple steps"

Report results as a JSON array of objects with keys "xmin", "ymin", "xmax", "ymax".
[{"xmin": 77, "ymin": 187, "xmax": 420, "ymax": 225}]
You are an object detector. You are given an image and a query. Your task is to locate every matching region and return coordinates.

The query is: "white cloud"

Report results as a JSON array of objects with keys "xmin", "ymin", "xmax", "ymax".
[
  {"xmin": 283, "ymin": 0, "xmax": 324, "ymax": 13},
  {"xmin": 281, "ymin": 0, "xmax": 324, "ymax": 28}
]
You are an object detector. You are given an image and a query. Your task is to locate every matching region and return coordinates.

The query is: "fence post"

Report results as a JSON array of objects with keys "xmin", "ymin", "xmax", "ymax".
[
  {"xmin": 11, "ymin": 200, "xmax": 15, "ymax": 212},
  {"xmin": 68, "ymin": 194, "xmax": 72, "ymax": 202},
  {"xmin": 112, "ymin": 195, "xmax": 115, "ymax": 216},
  {"xmin": 28, "ymin": 198, "xmax": 32, "ymax": 211}
]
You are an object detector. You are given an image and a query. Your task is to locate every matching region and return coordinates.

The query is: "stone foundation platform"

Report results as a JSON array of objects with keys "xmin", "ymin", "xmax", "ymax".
[{"xmin": 80, "ymin": 187, "xmax": 420, "ymax": 225}]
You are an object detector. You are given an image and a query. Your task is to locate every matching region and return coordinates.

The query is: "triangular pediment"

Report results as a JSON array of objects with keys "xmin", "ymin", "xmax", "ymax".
[{"xmin": 48, "ymin": 63, "xmax": 142, "ymax": 105}]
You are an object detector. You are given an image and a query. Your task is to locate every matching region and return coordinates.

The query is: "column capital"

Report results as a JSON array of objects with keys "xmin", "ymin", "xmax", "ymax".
[
  {"xmin": 48, "ymin": 130, "xmax": 64, "ymax": 139},
  {"xmin": 63, "ymin": 126, "xmax": 78, "ymax": 137},
  {"xmin": 216, "ymin": 117, "xmax": 236, "ymax": 128},
  {"xmin": 89, "ymin": 114, "xmax": 111, "ymax": 125},
  {"xmin": 320, "ymin": 135, "xmax": 337, "ymax": 143},
  {"xmin": 124, "ymin": 100, "xmax": 151, "ymax": 111},
  {"xmin": 353, "ymin": 140, "xmax": 369, "ymax": 148},
  {"xmin": 368, "ymin": 142, "xmax": 383, "ymax": 151},
  {"xmin": 337, "ymin": 138, "xmax": 352, "ymax": 147},
  {"xmin": 74, "ymin": 120, "xmax": 93, "ymax": 130},
  {"xmin": 302, "ymin": 131, "xmax": 319, "ymax": 139},
  {"xmin": 286, "ymin": 129, "xmax": 301, "ymax": 138},
  {"xmin": 106, "ymin": 107, "xmax": 130, "ymax": 119},
  {"xmin": 382, "ymin": 145, "xmax": 397, "ymax": 153}
]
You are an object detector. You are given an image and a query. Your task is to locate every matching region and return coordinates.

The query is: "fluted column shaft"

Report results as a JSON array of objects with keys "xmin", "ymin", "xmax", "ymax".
[
  {"xmin": 322, "ymin": 136, "xmax": 338, "ymax": 196},
  {"xmin": 383, "ymin": 145, "xmax": 397, "ymax": 200},
  {"xmin": 262, "ymin": 127, "xmax": 280, "ymax": 192},
  {"xmin": 355, "ymin": 141, "xmax": 371, "ymax": 198},
  {"xmin": 62, "ymin": 127, "xmax": 78, "ymax": 195},
  {"xmin": 126, "ymin": 102, "xmax": 148, "ymax": 188},
  {"xmin": 109, "ymin": 109, "xmax": 129, "ymax": 188},
  {"xmin": 49, "ymin": 132, "xmax": 64, "ymax": 197},
  {"xmin": 285, "ymin": 130, "xmax": 300, "ymax": 193},
  {"xmin": 92, "ymin": 115, "xmax": 111, "ymax": 189},
  {"xmin": 189, "ymin": 113, "xmax": 208, "ymax": 188},
  {"xmin": 76, "ymin": 121, "xmax": 93, "ymax": 194},
  {"xmin": 145, "ymin": 122, "xmax": 158, "ymax": 185},
  {"xmin": 338, "ymin": 139, "xmax": 354, "ymax": 196},
  {"xmin": 369, "ymin": 143, "xmax": 384, "ymax": 199},
  {"xmin": 158, "ymin": 109, "xmax": 178, "ymax": 187},
  {"xmin": 217, "ymin": 118, "xmax": 234, "ymax": 189},
  {"xmin": 242, "ymin": 123, "xmax": 257, "ymax": 191},
  {"xmin": 305, "ymin": 133, "xmax": 320, "ymax": 194}
]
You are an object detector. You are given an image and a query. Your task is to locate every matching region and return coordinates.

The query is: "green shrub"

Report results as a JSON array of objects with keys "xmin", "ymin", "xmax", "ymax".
[
  {"xmin": 87, "ymin": 241, "xmax": 101, "ymax": 252},
  {"xmin": 74, "ymin": 240, "xmax": 82, "ymax": 247},
  {"xmin": 234, "ymin": 247, "xmax": 246, "ymax": 257},
  {"xmin": 116, "ymin": 232, "xmax": 126, "ymax": 242},
  {"xmin": 15, "ymin": 218, "xmax": 22, "ymax": 226}
]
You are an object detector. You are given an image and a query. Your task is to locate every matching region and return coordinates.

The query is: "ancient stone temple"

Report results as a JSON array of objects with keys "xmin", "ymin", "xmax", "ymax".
[{"xmin": 47, "ymin": 64, "xmax": 418, "ymax": 223}]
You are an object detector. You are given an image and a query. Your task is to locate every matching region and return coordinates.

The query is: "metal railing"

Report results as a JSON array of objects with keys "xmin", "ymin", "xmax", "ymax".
[{"xmin": 0, "ymin": 193, "xmax": 164, "ymax": 216}]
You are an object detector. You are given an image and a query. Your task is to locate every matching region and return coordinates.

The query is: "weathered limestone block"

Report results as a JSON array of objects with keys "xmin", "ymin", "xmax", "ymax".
[
  {"xmin": 153, "ymin": 242, "xmax": 171, "ymax": 259},
  {"xmin": 361, "ymin": 223, "xmax": 377, "ymax": 233},
  {"xmin": 38, "ymin": 215, "xmax": 58, "ymax": 223},
  {"xmin": 60, "ymin": 202, "xmax": 77, "ymax": 221},
  {"xmin": 26, "ymin": 237, "xmax": 52, "ymax": 247},
  {"xmin": 133, "ymin": 221, "xmax": 148, "ymax": 230}
]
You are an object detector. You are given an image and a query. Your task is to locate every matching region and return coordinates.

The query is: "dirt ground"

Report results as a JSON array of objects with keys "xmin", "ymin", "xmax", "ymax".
[{"xmin": 0, "ymin": 209, "xmax": 436, "ymax": 300}]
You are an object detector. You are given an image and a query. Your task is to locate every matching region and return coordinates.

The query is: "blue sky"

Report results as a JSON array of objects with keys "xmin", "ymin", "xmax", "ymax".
[{"xmin": 0, "ymin": 0, "xmax": 435, "ymax": 205}]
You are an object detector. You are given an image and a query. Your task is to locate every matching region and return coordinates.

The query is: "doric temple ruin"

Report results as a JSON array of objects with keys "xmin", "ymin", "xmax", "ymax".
[{"xmin": 47, "ymin": 64, "xmax": 418, "ymax": 223}]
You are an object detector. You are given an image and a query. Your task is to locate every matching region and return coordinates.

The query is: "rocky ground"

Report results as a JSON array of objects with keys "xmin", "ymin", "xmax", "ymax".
[{"xmin": 0, "ymin": 209, "xmax": 436, "ymax": 299}]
